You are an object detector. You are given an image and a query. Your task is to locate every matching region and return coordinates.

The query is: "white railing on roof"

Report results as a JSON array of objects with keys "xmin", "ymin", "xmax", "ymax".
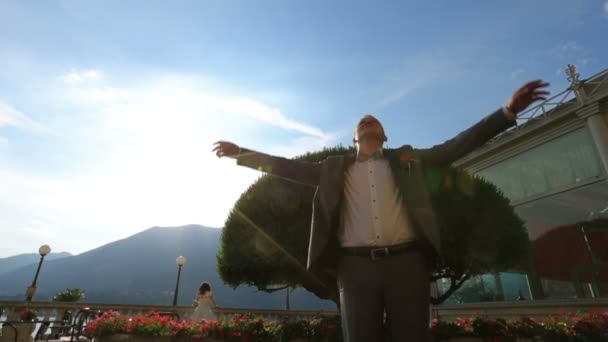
[{"xmin": 488, "ymin": 65, "xmax": 608, "ymax": 145}]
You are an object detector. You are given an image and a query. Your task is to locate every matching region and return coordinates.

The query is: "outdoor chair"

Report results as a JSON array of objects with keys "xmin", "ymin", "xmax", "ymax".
[
  {"xmin": 34, "ymin": 309, "xmax": 73, "ymax": 340},
  {"xmin": 35, "ymin": 308, "xmax": 99, "ymax": 341}
]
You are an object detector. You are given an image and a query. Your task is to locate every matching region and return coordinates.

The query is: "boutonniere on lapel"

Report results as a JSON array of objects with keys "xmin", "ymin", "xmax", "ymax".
[{"xmin": 399, "ymin": 153, "xmax": 418, "ymax": 175}]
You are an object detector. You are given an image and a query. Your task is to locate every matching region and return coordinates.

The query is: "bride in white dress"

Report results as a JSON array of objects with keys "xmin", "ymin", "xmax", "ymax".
[{"xmin": 191, "ymin": 282, "xmax": 217, "ymax": 320}]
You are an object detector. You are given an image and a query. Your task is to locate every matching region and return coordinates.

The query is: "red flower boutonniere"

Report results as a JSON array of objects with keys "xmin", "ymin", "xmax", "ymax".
[{"xmin": 399, "ymin": 154, "xmax": 417, "ymax": 175}]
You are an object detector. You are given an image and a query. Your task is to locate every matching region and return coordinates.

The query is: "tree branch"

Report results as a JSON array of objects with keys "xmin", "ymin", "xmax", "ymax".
[{"xmin": 430, "ymin": 274, "xmax": 471, "ymax": 305}]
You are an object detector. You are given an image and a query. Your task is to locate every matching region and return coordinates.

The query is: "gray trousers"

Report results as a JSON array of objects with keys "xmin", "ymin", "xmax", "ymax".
[{"xmin": 337, "ymin": 250, "xmax": 431, "ymax": 342}]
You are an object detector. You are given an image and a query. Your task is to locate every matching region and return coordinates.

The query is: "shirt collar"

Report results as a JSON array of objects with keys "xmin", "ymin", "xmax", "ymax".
[{"xmin": 357, "ymin": 148, "xmax": 384, "ymax": 162}]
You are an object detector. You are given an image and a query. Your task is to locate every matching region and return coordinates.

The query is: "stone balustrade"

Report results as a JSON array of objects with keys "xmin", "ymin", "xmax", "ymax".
[
  {"xmin": 2, "ymin": 299, "xmax": 608, "ymax": 341},
  {"xmin": 0, "ymin": 300, "xmax": 338, "ymax": 322},
  {"xmin": 3, "ymin": 298, "xmax": 608, "ymax": 323}
]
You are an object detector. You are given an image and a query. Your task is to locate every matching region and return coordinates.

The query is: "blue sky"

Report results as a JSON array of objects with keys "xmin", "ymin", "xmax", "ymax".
[{"xmin": 1, "ymin": 0, "xmax": 607, "ymax": 257}]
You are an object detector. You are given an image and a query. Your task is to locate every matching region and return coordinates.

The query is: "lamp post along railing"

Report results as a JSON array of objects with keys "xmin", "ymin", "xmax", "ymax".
[
  {"xmin": 26, "ymin": 244, "xmax": 51, "ymax": 302},
  {"xmin": 172, "ymin": 256, "xmax": 186, "ymax": 306}
]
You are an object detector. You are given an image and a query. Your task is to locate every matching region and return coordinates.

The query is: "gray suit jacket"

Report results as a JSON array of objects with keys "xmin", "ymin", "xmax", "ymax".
[{"xmin": 237, "ymin": 108, "xmax": 513, "ymax": 289}]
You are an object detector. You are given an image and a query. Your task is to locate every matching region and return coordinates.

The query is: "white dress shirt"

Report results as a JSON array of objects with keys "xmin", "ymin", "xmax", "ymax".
[
  {"xmin": 339, "ymin": 151, "xmax": 417, "ymax": 247},
  {"xmin": 338, "ymin": 107, "xmax": 515, "ymax": 248}
]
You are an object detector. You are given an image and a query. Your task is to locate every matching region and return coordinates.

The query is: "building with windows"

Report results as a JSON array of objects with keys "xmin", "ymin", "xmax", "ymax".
[{"xmin": 447, "ymin": 65, "xmax": 608, "ymax": 303}]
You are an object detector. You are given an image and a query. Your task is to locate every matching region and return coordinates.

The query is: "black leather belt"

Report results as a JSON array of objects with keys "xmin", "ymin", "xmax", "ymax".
[{"xmin": 341, "ymin": 241, "xmax": 419, "ymax": 261}]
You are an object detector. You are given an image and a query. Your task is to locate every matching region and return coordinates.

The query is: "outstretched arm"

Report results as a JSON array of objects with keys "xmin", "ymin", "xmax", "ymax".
[
  {"xmin": 212, "ymin": 141, "xmax": 321, "ymax": 187},
  {"xmin": 416, "ymin": 80, "xmax": 550, "ymax": 165}
]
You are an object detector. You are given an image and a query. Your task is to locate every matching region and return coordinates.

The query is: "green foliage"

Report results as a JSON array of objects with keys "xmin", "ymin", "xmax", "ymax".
[
  {"xmin": 447, "ymin": 276, "xmax": 499, "ymax": 303},
  {"xmin": 308, "ymin": 316, "xmax": 343, "ymax": 342},
  {"xmin": 425, "ymin": 166, "xmax": 529, "ymax": 303},
  {"xmin": 52, "ymin": 288, "xmax": 86, "ymax": 302},
  {"xmin": 227, "ymin": 314, "xmax": 272, "ymax": 340},
  {"xmin": 217, "ymin": 146, "xmax": 529, "ymax": 304},
  {"xmin": 217, "ymin": 146, "xmax": 353, "ymax": 299},
  {"xmin": 268, "ymin": 318, "xmax": 310, "ymax": 341}
]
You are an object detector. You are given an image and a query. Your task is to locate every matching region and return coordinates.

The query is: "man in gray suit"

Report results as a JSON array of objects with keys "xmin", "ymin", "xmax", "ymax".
[{"xmin": 213, "ymin": 80, "xmax": 549, "ymax": 341}]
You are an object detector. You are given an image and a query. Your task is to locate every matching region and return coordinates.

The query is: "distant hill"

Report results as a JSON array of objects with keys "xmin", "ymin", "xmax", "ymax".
[
  {"xmin": 0, "ymin": 252, "xmax": 72, "ymax": 276},
  {"xmin": 0, "ymin": 225, "xmax": 336, "ymax": 311}
]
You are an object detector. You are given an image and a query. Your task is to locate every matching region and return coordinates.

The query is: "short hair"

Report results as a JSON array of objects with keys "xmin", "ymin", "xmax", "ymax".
[{"xmin": 354, "ymin": 114, "xmax": 387, "ymax": 142}]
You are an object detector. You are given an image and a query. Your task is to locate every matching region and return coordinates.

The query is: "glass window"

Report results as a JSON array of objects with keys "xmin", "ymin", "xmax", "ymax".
[
  {"xmin": 439, "ymin": 181, "xmax": 608, "ymax": 303},
  {"xmin": 439, "ymin": 273, "xmax": 531, "ymax": 304},
  {"xmin": 477, "ymin": 128, "xmax": 603, "ymax": 201},
  {"xmin": 514, "ymin": 181, "xmax": 608, "ymax": 299}
]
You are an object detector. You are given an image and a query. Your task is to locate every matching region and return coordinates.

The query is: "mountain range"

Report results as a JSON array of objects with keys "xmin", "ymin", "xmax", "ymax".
[
  {"xmin": 0, "ymin": 251, "xmax": 72, "ymax": 276},
  {"xmin": 0, "ymin": 225, "xmax": 336, "ymax": 311}
]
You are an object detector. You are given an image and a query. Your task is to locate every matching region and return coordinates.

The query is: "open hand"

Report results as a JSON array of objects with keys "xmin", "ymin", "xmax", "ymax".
[
  {"xmin": 506, "ymin": 80, "xmax": 550, "ymax": 114},
  {"xmin": 212, "ymin": 141, "xmax": 241, "ymax": 158}
]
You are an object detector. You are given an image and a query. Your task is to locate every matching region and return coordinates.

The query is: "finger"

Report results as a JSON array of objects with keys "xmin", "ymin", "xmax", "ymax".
[
  {"xmin": 526, "ymin": 79, "xmax": 544, "ymax": 87},
  {"xmin": 530, "ymin": 83, "xmax": 550, "ymax": 91},
  {"xmin": 533, "ymin": 91, "xmax": 550, "ymax": 97},
  {"xmin": 521, "ymin": 80, "xmax": 541, "ymax": 90},
  {"xmin": 532, "ymin": 96, "xmax": 547, "ymax": 102},
  {"xmin": 525, "ymin": 80, "xmax": 549, "ymax": 92}
]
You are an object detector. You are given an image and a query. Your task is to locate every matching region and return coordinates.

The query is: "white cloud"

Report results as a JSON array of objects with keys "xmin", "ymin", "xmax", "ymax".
[
  {"xmin": 577, "ymin": 58, "xmax": 590, "ymax": 68},
  {"xmin": 211, "ymin": 96, "xmax": 327, "ymax": 138},
  {"xmin": 59, "ymin": 76, "xmax": 332, "ymax": 143},
  {"xmin": 605, "ymin": 1, "xmax": 608, "ymax": 15},
  {"xmin": 0, "ymin": 72, "xmax": 335, "ymax": 257},
  {"xmin": 0, "ymin": 100, "xmax": 48, "ymax": 143},
  {"xmin": 60, "ymin": 69, "xmax": 102, "ymax": 83},
  {"xmin": 23, "ymin": 224, "xmax": 58, "ymax": 241},
  {"xmin": 557, "ymin": 41, "xmax": 580, "ymax": 54},
  {"xmin": 378, "ymin": 50, "xmax": 467, "ymax": 107},
  {"xmin": 551, "ymin": 41, "xmax": 593, "ymax": 65},
  {"xmin": 0, "ymin": 100, "xmax": 43, "ymax": 130}
]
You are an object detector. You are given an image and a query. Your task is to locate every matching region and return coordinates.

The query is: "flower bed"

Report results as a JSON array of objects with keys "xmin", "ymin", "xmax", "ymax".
[
  {"xmin": 84, "ymin": 310, "xmax": 608, "ymax": 341},
  {"xmin": 85, "ymin": 311, "xmax": 342, "ymax": 341},
  {"xmin": 430, "ymin": 310, "xmax": 608, "ymax": 341}
]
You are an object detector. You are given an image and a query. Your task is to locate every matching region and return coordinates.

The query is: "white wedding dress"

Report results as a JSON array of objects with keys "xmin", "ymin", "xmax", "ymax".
[{"xmin": 191, "ymin": 291, "xmax": 216, "ymax": 320}]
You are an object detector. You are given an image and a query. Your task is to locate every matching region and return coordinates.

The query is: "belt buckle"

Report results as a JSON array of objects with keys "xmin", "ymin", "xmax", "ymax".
[{"xmin": 370, "ymin": 247, "xmax": 389, "ymax": 261}]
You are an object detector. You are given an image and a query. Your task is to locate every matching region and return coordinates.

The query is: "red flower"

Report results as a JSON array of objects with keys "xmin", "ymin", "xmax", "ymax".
[
  {"xmin": 399, "ymin": 153, "xmax": 416, "ymax": 175},
  {"xmin": 400, "ymin": 154, "xmax": 412, "ymax": 164},
  {"xmin": 19, "ymin": 309, "xmax": 38, "ymax": 321}
]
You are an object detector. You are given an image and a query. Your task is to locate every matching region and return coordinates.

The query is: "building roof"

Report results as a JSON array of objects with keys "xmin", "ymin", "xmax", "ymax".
[{"xmin": 455, "ymin": 66, "xmax": 608, "ymax": 168}]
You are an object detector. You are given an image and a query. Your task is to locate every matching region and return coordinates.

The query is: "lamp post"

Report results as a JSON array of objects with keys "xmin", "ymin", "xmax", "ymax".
[
  {"xmin": 285, "ymin": 287, "xmax": 290, "ymax": 310},
  {"xmin": 172, "ymin": 256, "xmax": 186, "ymax": 306},
  {"xmin": 26, "ymin": 244, "xmax": 51, "ymax": 302}
]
